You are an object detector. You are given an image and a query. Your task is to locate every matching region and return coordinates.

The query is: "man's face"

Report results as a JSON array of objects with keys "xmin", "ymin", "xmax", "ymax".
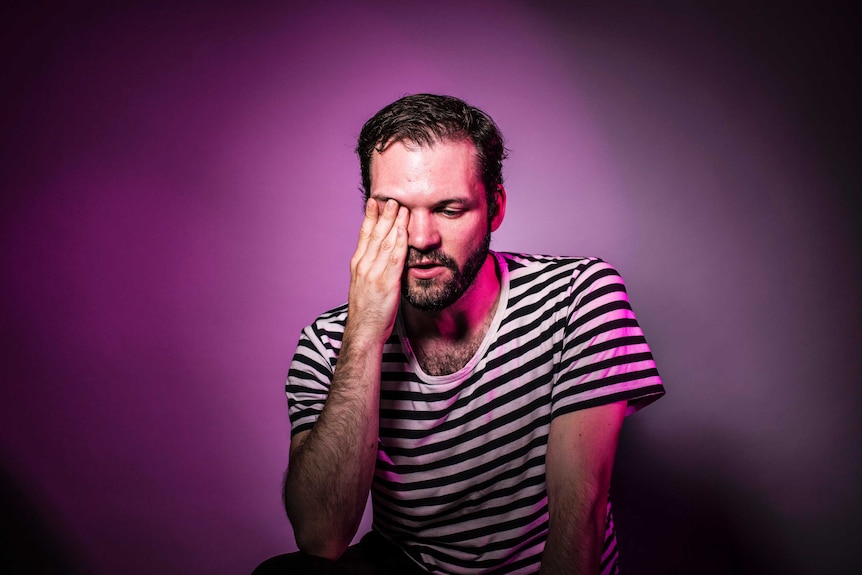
[{"xmin": 369, "ymin": 139, "xmax": 501, "ymax": 312}]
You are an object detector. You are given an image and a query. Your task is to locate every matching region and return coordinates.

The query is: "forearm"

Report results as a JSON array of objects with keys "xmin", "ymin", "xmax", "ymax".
[
  {"xmin": 539, "ymin": 487, "xmax": 608, "ymax": 575},
  {"xmin": 284, "ymin": 198, "xmax": 408, "ymax": 558},
  {"xmin": 283, "ymin": 335, "xmax": 383, "ymax": 559},
  {"xmin": 540, "ymin": 402, "xmax": 625, "ymax": 574}
]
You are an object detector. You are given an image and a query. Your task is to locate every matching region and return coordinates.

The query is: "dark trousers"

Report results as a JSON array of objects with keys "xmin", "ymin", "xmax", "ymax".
[{"xmin": 251, "ymin": 530, "xmax": 426, "ymax": 575}]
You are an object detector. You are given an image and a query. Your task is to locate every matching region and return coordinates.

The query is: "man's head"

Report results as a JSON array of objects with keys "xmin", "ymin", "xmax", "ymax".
[
  {"xmin": 358, "ymin": 95, "xmax": 508, "ymax": 313},
  {"xmin": 356, "ymin": 94, "xmax": 507, "ymax": 217}
]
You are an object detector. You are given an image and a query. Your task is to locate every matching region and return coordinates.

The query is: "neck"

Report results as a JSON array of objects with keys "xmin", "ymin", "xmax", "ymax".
[{"xmin": 402, "ymin": 253, "xmax": 501, "ymax": 342}]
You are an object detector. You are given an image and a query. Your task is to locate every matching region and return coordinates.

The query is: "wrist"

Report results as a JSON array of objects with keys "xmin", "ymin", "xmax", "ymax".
[{"xmin": 344, "ymin": 314, "xmax": 395, "ymax": 349}]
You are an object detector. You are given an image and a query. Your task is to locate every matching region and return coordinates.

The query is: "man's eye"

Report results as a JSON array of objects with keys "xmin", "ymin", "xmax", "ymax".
[{"xmin": 440, "ymin": 209, "xmax": 462, "ymax": 217}]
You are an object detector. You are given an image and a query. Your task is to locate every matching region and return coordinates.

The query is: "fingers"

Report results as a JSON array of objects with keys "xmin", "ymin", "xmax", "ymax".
[
  {"xmin": 383, "ymin": 205, "xmax": 409, "ymax": 270},
  {"xmin": 352, "ymin": 198, "xmax": 403, "ymax": 269},
  {"xmin": 353, "ymin": 198, "xmax": 380, "ymax": 264},
  {"xmin": 372, "ymin": 199, "xmax": 400, "ymax": 247}
]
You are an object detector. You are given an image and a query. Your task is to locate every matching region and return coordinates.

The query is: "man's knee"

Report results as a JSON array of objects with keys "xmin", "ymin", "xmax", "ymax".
[{"xmin": 251, "ymin": 551, "xmax": 338, "ymax": 575}]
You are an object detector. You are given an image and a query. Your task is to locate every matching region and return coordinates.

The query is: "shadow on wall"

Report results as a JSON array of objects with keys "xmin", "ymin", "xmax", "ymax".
[
  {"xmin": 612, "ymin": 422, "xmax": 803, "ymax": 575},
  {"xmin": 0, "ymin": 463, "xmax": 84, "ymax": 575}
]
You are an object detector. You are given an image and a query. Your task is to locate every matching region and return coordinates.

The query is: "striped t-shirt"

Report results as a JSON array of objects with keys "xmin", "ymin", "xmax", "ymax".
[{"xmin": 287, "ymin": 252, "xmax": 665, "ymax": 574}]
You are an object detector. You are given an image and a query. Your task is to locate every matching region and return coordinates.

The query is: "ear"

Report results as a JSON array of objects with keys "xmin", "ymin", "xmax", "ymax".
[{"xmin": 490, "ymin": 184, "xmax": 506, "ymax": 232}]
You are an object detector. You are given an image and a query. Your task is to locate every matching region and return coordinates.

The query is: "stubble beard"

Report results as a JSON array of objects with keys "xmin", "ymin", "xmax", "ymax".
[{"xmin": 402, "ymin": 230, "xmax": 492, "ymax": 313}]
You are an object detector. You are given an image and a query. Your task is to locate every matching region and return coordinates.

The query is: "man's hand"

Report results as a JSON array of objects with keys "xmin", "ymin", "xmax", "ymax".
[
  {"xmin": 283, "ymin": 198, "xmax": 409, "ymax": 560},
  {"xmin": 346, "ymin": 198, "xmax": 409, "ymax": 344}
]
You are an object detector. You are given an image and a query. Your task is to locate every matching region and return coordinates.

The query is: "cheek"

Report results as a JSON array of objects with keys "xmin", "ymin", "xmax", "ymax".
[{"xmin": 446, "ymin": 217, "xmax": 487, "ymax": 252}]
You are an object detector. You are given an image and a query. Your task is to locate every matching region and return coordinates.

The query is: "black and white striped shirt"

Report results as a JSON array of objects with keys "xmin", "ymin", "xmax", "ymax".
[{"xmin": 287, "ymin": 253, "xmax": 665, "ymax": 574}]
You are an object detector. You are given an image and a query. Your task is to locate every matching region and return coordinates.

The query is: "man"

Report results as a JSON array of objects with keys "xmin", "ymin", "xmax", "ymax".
[{"xmin": 256, "ymin": 94, "xmax": 664, "ymax": 575}]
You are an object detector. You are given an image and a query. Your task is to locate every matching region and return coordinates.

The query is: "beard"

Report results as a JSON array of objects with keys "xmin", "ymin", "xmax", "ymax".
[{"xmin": 401, "ymin": 229, "xmax": 492, "ymax": 312}]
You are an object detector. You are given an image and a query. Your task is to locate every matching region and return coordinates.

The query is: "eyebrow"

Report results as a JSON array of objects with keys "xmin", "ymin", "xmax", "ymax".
[{"xmin": 370, "ymin": 195, "xmax": 471, "ymax": 207}]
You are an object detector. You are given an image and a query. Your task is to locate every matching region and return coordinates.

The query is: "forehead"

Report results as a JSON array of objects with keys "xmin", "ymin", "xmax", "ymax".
[{"xmin": 369, "ymin": 138, "xmax": 481, "ymax": 198}]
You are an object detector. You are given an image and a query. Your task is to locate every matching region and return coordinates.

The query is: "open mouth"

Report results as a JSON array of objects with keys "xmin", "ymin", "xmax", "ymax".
[{"xmin": 407, "ymin": 262, "xmax": 447, "ymax": 279}]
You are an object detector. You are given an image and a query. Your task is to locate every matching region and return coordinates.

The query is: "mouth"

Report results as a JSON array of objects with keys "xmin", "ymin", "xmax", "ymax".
[
  {"xmin": 409, "ymin": 260, "xmax": 443, "ymax": 269},
  {"xmin": 406, "ymin": 261, "xmax": 448, "ymax": 279}
]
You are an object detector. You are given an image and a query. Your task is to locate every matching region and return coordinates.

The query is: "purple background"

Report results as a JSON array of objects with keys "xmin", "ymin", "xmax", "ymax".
[{"xmin": 1, "ymin": 1, "xmax": 859, "ymax": 574}]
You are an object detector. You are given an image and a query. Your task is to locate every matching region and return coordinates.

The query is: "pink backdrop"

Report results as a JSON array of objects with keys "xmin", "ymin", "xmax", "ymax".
[{"xmin": 2, "ymin": 1, "xmax": 859, "ymax": 574}]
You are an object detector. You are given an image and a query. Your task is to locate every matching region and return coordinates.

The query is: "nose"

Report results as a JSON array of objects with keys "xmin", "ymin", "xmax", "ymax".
[{"xmin": 406, "ymin": 210, "xmax": 440, "ymax": 252}]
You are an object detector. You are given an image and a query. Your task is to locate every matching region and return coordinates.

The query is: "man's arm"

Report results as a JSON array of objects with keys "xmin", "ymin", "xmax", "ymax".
[
  {"xmin": 283, "ymin": 199, "xmax": 409, "ymax": 559},
  {"xmin": 540, "ymin": 401, "xmax": 626, "ymax": 575}
]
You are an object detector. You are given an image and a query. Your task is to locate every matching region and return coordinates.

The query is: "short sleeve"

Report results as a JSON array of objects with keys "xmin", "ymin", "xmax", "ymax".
[
  {"xmin": 551, "ymin": 259, "xmax": 665, "ymax": 418},
  {"xmin": 285, "ymin": 323, "xmax": 337, "ymax": 437}
]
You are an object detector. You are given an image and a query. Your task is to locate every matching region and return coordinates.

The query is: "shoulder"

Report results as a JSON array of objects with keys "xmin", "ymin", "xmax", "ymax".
[
  {"xmin": 495, "ymin": 252, "xmax": 622, "ymax": 288},
  {"xmin": 299, "ymin": 302, "xmax": 348, "ymax": 349}
]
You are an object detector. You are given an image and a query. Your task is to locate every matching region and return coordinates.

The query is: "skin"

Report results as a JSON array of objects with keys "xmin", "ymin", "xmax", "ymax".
[
  {"xmin": 541, "ymin": 403, "xmax": 626, "ymax": 574},
  {"xmin": 283, "ymin": 195, "xmax": 408, "ymax": 559},
  {"xmin": 283, "ymin": 138, "xmax": 625, "ymax": 574},
  {"xmin": 371, "ymin": 139, "xmax": 505, "ymax": 372}
]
